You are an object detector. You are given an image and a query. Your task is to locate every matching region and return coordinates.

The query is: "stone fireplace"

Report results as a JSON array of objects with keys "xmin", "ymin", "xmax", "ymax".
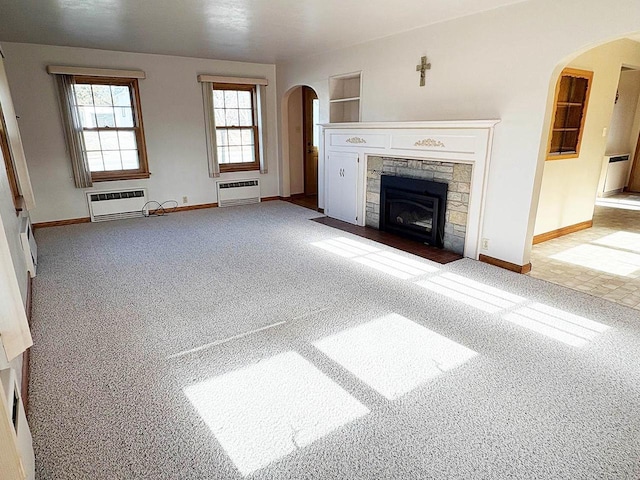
[
  {"xmin": 366, "ymin": 156, "xmax": 472, "ymax": 254},
  {"xmin": 320, "ymin": 120, "xmax": 498, "ymax": 259}
]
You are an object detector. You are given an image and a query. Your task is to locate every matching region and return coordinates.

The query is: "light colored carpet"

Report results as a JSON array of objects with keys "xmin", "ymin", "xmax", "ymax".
[{"xmin": 30, "ymin": 201, "xmax": 640, "ymax": 479}]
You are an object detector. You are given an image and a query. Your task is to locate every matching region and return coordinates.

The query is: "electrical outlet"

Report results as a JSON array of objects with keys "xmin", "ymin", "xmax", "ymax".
[
  {"xmin": 481, "ymin": 238, "xmax": 489, "ymax": 250},
  {"xmin": 182, "ymin": 196, "xmax": 188, "ymax": 204}
]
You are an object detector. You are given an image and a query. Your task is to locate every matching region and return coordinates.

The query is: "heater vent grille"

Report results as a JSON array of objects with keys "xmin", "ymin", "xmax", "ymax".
[
  {"xmin": 216, "ymin": 179, "xmax": 261, "ymax": 207},
  {"xmin": 87, "ymin": 188, "xmax": 148, "ymax": 222}
]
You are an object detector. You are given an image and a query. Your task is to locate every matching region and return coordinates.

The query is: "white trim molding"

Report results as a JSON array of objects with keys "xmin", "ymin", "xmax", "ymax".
[
  {"xmin": 321, "ymin": 120, "xmax": 499, "ymax": 259},
  {"xmin": 197, "ymin": 75, "xmax": 268, "ymax": 86},
  {"xmin": 46, "ymin": 65, "xmax": 146, "ymax": 78}
]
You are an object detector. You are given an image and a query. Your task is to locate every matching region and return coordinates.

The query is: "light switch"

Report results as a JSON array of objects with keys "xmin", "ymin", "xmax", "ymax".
[{"xmin": 602, "ymin": 127, "xmax": 608, "ymax": 137}]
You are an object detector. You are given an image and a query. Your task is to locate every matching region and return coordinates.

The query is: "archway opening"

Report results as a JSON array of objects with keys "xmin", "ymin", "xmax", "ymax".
[
  {"xmin": 530, "ymin": 37, "xmax": 640, "ymax": 311},
  {"xmin": 281, "ymin": 85, "xmax": 319, "ymax": 210}
]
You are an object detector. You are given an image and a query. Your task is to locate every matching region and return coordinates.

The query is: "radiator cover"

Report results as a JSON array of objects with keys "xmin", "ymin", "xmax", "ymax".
[
  {"xmin": 216, "ymin": 179, "xmax": 261, "ymax": 207},
  {"xmin": 87, "ymin": 188, "xmax": 148, "ymax": 222}
]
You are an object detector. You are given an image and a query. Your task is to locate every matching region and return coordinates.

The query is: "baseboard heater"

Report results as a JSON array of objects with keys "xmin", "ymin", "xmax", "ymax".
[
  {"xmin": 216, "ymin": 179, "xmax": 261, "ymax": 207},
  {"xmin": 86, "ymin": 188, "xmax": 148, "ymax": 222}
]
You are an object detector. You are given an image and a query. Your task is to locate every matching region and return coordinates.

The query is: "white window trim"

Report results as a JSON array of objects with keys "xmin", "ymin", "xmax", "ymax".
[
  {"xmin": 197, "ymin": 75, "xmax": 268, "ymax": 86},
  {"xmin": 47, "ymin": 65, "xmax": 145, "ymax": 79},
  {"xmin": 199, "ymin": 76, "xmax": 269, "ymax": 176}
]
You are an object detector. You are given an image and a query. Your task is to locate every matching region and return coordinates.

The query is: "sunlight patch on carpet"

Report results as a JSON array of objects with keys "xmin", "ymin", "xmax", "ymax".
[
  {"xmin": 314, "ymin": 313, "xmax": 477, "ymax": 400},
  {"xmin": 415, "ymin": 272, "xmax": 527, "ymax": 313},
  {"xmin": 311, "ymin": 237, "xmax": 438, "ymax": 279},
  {"xmin": 503, "ymin": 303, "xmax": 610, "ymax": 347},
  {"xmin": 310, "ymin": 236, "xmax": 380, "ymax": 257},
  {"xmin": 184, "ymin": 351, "xmax": 369, "ymax": 475}
]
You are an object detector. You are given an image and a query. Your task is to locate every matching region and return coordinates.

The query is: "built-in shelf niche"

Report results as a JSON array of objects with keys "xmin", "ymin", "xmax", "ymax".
[{"xmin": 329, "ymin": 72, "xmax": 361, "ymax": 123}]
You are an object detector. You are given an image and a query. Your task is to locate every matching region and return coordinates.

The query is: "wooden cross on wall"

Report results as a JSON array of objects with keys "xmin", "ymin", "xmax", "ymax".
[{"xmin": 416, "ymin": 56, "xmax": 431, "ymax": 86}]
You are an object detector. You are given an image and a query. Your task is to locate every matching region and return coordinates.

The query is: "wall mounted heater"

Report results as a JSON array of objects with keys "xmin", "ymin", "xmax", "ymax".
[
  {"xmin": 602, "ymin": 154, "xmax": 630, "ymax": 195},
  {"xmin": 216, "ymin": 179, "xmax": 261, "ymax": 207},
  {"xmin": 19, "ymin": 215, "xmax": 37, "ymax": 277},
  {"xmin": 86, "ymin": 188, "xmax": 148, "ymax": 222}
]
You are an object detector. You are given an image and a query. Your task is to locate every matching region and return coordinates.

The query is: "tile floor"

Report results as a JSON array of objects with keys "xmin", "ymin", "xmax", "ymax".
[{"xmin": 529, "ymin": 193, "xmax": 640, "ymax": 311}]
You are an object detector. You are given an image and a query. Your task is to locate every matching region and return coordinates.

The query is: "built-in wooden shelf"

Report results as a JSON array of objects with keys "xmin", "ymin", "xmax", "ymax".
[
  {"xmin": 329, "ymin": 72, "xmax": 361, "ymax": 123},
  {"xmin": 547, "ymin": 68, "xmax": 593, "ymax": 160}
]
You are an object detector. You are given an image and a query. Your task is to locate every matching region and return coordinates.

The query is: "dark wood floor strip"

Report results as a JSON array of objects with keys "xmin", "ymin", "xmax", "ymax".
[
  {"xmin": 283, "ymin": 194, "xmax": 319, "ymax": 211},
  {"xmin": 311, "ymin": 216, "xmax": 463, "ymax": 265}
]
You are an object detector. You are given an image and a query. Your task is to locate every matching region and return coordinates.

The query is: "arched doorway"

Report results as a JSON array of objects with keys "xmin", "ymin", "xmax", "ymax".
[
  {"xmin": 282, "ymin": 85, "xmax": 319, "ymax": 210},
  {"xmin": 529, "ymin": 37, "xmax": 640, "ymax": 310}
]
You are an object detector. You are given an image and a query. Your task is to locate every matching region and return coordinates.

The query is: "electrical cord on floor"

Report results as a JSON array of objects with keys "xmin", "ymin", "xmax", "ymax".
[{"xmin": 142, "ymin": 200, "xmax": 179, "ymax": 217}]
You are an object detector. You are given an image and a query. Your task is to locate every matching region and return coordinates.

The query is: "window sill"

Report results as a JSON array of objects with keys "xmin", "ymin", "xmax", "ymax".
[
  {"xmin": 92, "ymin": 172, "xmax": 151, "ymax": 182},
  {"xmin": 546, "ymin": 153, "xmax": 579, "ymax": 161},
  {"xmin": 219, "ymin": 164, "xmax": 260, "ymax": 173}
]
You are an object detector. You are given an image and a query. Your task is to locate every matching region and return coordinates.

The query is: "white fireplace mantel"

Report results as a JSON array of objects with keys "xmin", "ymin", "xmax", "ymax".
[{"xmin": 320, "ymin": 120, "xmax": 500, "ymax": 259}]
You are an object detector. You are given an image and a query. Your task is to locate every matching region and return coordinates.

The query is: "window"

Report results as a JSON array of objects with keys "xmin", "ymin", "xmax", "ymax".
[
  {"xmin": 212, "ymin": 84, "xmax": 260, "ymax": 172},
  {"xmin": 198, "ymin": 75, "xmax": 267, "ymax": 177},
  {"xmin": 0, "ymin": 103, "xmax": 22, "ymax": 211},
  {"xmin": 547, "ymin": 68, "xmax": 593, "ymax": 160},
  {"xmin": 73, "ymin": 76, "xmax": 149, "ymax": 181}
]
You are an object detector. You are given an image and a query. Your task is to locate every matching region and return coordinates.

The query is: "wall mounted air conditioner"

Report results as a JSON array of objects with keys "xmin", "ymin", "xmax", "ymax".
[
  {"xmin": 86, "ymin": 188, "xmax": 148, "ymax": 222},
  {"xmin": 216, "ymin": 179, "xmax": 261, "ymax": 207},
  {"xmin": 19, "ymin": 216, "xmax": 37, "ymax": 278}
]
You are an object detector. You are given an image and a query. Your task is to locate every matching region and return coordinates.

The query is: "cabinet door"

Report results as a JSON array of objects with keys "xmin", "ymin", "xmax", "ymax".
[{"xmin": 326, "ymin": 152, "xmax": 359, "ymax": 224}]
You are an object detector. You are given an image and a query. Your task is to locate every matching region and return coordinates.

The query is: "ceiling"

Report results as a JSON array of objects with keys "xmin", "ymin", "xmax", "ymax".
[{"xmin": 0, "ymin": 0, "xmax": 528, "ymax": 64}]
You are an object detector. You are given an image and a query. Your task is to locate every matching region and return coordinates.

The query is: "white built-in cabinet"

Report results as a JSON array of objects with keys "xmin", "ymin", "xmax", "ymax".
[
  {"xmin": 329, "ymin": 72, "xmax": 361, "ymax": 123},
  {"xmin": 325, "ymin": 152, "xmax": 360, "ymax": 223}
]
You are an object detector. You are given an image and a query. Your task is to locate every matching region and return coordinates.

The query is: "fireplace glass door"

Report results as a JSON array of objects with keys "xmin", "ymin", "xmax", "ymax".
[{"xmin": 384, "ymin": 188, "xmax": 439, "ymax": 243}]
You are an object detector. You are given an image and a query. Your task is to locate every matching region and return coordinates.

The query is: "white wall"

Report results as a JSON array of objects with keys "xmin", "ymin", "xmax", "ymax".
[
  {"xmin": 0, "ymin": 43, "xmax": 279, "ymax": 223},
  {"xmin": 287, "ymin": 87, "xmax": 304, "ymax": 195},
  {"xmin": 276, "ymin": 0, "xmax": 640, "ymax": 265},
  {"xmin": 0, "ymin": 134, "xmax": 27, "ymax": 376},
  {"xmin": 626, "ymin": 78, "xmax": 640, "ymax": 188},
  {"xmin": 607, "ymin": 70, "xmax": 640, "ymax": 155},
  {"xmin": 535, "ymin": 39, "xmax": 640, "ymax": 236},
  {"xmin": 0, "ymin": 55, "xmax": 32, "ymax": 388},
  {"xmin": 0, "ymin": 60, "xmax": 28, "ymax": 301}
]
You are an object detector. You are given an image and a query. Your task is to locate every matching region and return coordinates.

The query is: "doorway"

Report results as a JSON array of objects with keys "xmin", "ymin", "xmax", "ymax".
[
  {"xmin": 598, "ymin": 66, "xmax": 640, "ymax": 196},
  {"xmin": 530, "ymin": 40, "xmax": 640, "ymax": 311},
  {"xmin": 286, "ymin": 85, "xmax": 319, "ymax": 211},
  {"xmin": 628, "ymin": 68, "xmax": 640, "ymax": 193}
]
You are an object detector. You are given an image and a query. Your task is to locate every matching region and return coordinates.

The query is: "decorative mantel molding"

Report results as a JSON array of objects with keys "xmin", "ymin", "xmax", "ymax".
[
  {"xmin": 414, "ymin": 138, "xmax": 445, "ymax": 148},
  {"xmin": 321, "ymin": 120, "xmax": 500, "ymax": 260}
]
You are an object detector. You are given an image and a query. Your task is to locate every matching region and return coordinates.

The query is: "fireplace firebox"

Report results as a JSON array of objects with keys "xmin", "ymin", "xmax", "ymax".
[{"xmin": 380, "ymin": 175, "xmax": 447, "ymax": 248}]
